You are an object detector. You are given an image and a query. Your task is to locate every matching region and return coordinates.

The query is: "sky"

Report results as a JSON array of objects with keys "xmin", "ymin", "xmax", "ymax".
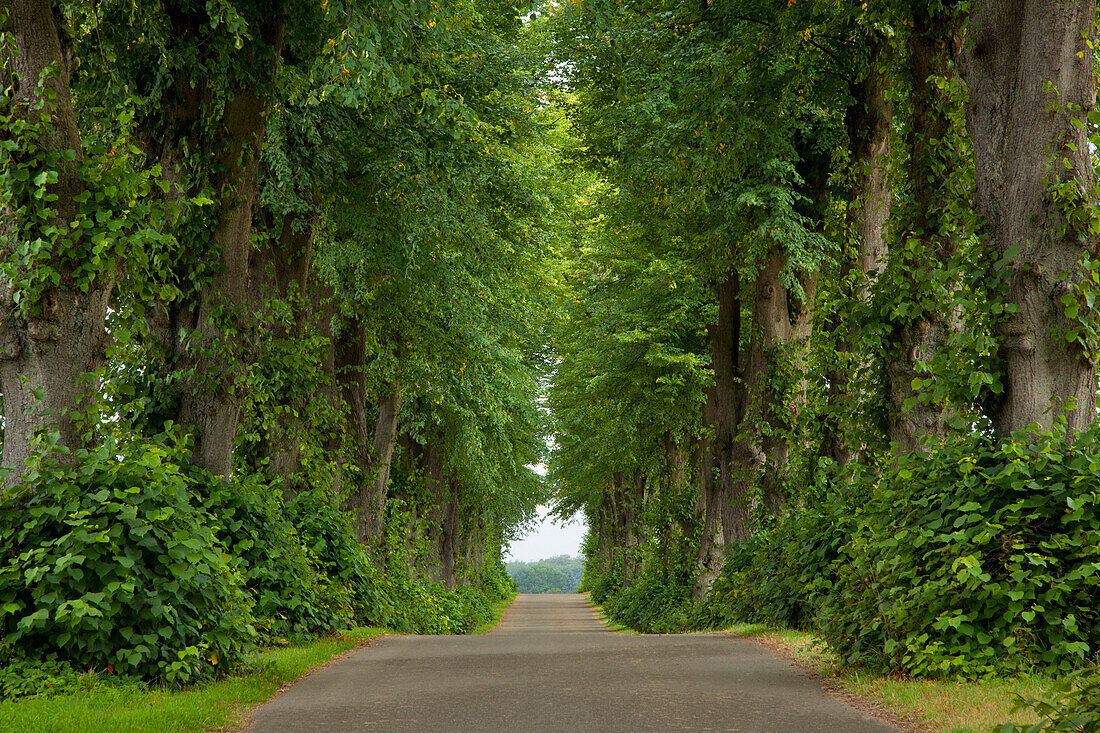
[{"xmin": 504, "ymin": 504, "xmax": 587, "ymax": 562}]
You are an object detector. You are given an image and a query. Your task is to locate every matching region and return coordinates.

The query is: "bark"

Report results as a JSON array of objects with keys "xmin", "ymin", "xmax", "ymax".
[
  {"xmin": 712, "ymin": 272, "xmax": 752, "ymax": 546},
  {"xmin": 362, "ymin": 380, "xmax": 402, "ymax": 544},
  {"xmin": 441, "ymin": 478, "xmax": 459, "ymax": 590},
  {"xmin": 310, "ymin": 279, "xmax": 344, "ymax": 498},
  {"xmin": 422, "ymin": 439, "xmax": 448, "ymax": 585},
  {"xmin": 887, "ymin": 10, "xmax": 963, "ymax": 453},
  {"xmin": 336, "ymin": 323, "xmax": 373, "ymax": 541},
  {"xmin": 964, "ymin": 0, "xmax": 1098, "ymax": 435},
  {"xmin": 247, "ymin": 212, "xmax": 316, "ymax": 490},
  {"xmin": 692, "ymin": 270, "xmax": 744, "ymax": 601},
  {"xmin": 743, "ymin": 250, "xmax": 794, "ymax": 515},
  {"xmin": 620, "ymin": 474, "xmax": 644, "ymax": 583},
  {"xmin": 0, "ymin": 1, "xmax": 113, "ymax": 485},
  {"xmin": 691, "ymin": 418, "xmax": 723, "ymax": 603},
  {"xmin": 142, "ymin": 8, "xmax": 286, "ymax": 476},
  {"xmin": 821, "ymin": 50, "xmax": 894, "ymax": 466}
]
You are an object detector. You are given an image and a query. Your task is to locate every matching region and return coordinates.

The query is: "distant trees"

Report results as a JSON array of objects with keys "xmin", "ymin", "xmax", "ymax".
[{"xmin": 507, "ymin": 556, "xmax": 584, "ymax": 594}]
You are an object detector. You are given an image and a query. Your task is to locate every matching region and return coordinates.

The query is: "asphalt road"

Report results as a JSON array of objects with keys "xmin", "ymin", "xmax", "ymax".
[{"xmin": 245, "ymin": 593, "xmax": 897, "ymax": 732}]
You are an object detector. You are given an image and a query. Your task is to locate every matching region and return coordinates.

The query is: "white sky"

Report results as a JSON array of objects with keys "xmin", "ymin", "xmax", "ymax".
[{"xmin": 504, "ymin": 504, "xmax": 587, "ymax": 562}]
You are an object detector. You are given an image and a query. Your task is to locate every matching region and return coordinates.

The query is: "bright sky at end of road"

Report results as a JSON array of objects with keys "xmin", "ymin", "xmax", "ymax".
[{"xmin": 505, "ymin": 505, "xmax": 587, "ymax": 562}]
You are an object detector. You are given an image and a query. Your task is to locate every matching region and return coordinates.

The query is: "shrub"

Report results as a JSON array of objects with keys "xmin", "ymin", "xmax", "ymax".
[
  {"xmin": 700, "ymin": 490, "xmax": 861, "ymax": 631},
  {"xmin": 284, "ymin": 489, "xmax": 386, "ymax": 623},
  {"xmin": 998, "ymin": 667, "xmax": 1100, "ymax": 732},
  {"xmin": 201, "ymin": 477, "xmax": 352, "ymax": 640},
  {"xmin": 0, "ymin": 436, "xmax": 255, "ymax": 684},
  {"xmin": 820, "ymin": 424, "xmax": 1100, "ymax": 677}
]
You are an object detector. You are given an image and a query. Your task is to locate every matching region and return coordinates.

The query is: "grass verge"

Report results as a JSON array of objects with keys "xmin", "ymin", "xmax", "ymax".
[
  {"xmin": 0, "ymin": 627, "xmax": 386, "ymax": 733},
  {"xmin": 736, "ymin": 626, "xmax": 1049, "ymax": 733}
]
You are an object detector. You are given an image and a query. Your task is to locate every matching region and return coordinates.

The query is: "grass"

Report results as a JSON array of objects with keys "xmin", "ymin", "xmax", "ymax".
[
  {"xmin": 738, "ymin": 627, "xmax": 1050, "ymax": 733},
  {"xmin": 0, "ymin": 627, "xmax": 385, "ymax": 733}
]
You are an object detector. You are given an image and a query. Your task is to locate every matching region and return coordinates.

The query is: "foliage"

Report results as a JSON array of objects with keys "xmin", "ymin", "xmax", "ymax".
[
  {"xmin": 0, "ymin": 658, "xmax": 91, "ymax": 700},
  {"xmin": 284, "ymin": 490, "xmax": 384, "ymax": 623},
  {"xmin": 0, "ymin": 435, "xmax": 255, "ymax": 685},
  {"xmin": 820, "ymin": 423, "xmax": 1100, "ymax": 678},
  {"xmin": 997, "ymin": 667, "xmax": 1100, "ymax": 733},
  {"xmin": 200, "ymin": 478, "xmax": 353, "ymax": 641},
  {"xmin": 506, "ymin": 555, "xmax": 583, "ymax": 593}
]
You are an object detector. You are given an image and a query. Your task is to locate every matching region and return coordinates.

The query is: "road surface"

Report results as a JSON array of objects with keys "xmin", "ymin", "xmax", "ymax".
[{"xmin": 245, "ymin": 593, "xmax": 897, "ymax": 732}]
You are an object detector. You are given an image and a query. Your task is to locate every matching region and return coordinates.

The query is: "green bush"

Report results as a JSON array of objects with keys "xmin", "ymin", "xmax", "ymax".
[
  {"xmin": 603, "ymin": 568, "xmax": 692, "ymax": 633},
  {"xmin": 997, "ymin": 667, "xmax": 1100, "ymax": 732},
  {"xmin": 201, "ymin": 477, "xmax": 352, "ymax": 641},
  {"xmin": 821, "ymin": 424, "xmax": 1100, "ymax": 677},
  {"xmin": 0, "ymin": 658, "xmax": 88, "ymax": 699},
  {"xmin": 699, "ymin": 490, "xmax": 861, "ymax": 631},
  {"xmin": 0, "ymin": 436, "xmax": 255, "ymax": 685},
  {"xmin": 285, "ymin": 490, "xmax": 385, "ymax": 624}
]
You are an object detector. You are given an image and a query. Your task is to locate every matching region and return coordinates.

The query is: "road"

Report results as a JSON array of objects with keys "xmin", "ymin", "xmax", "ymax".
[{"xmin": 245, "ymin": 593, "xmax": 897, "ymax": 732}]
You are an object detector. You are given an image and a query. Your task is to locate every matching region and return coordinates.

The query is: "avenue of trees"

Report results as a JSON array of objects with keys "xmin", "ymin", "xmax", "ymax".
[
  {"xmin": 546, "ymin": 0, "xmax": 1100, "ymax": 677},
  {"xmin": 0, "ymin": 0, "xmax": 555, "ymax": 685},
  {"xmin": 3, "ymin": 0, "xmax": 1100, "ymax": 700}
]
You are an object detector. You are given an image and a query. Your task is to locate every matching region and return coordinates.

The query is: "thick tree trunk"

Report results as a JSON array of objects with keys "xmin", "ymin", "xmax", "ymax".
[
  {"xmin": 712, "ymin": 272, "xmax": 751, "ymax": 546},
  {"xmin": 744, "ymin": 250, "xmax": 794, "ymax": 515},
  {"xmin": 821, "ymin": 53, "xmax": 893, "ymax": 467},
  {"xmin": 247, "ymin": 212, "xmax": 316, "ymax": 489},
  {"xmin": 693, "ymin": 270, "xmax": 743, "ymax": 601},
  {"xmin": 964, "ymin": 0, "xmax": 1098, "ymax": 435},
  {"xmin": 310, "ymin": 279, "xmax": 344, "ymax": 498},
  {"xmin": 139, "ymin": 9, "xmax": 286, "ymax": 476},
  {"xmin": 0, "ymin": 0, "xmax": 113, "ymax": 485},
  {"xmin": 362, "ymin": 380, "xmax": 402, "ymax": 544},
  {"xmin": 336, "ymin": 323, "xmax": 373, "ymax": 541},
  {"xmin": 422, "ymin": 439, "xmax": 448, "ymax": 584},
  {"xmin": 886, "ymin": 11, "xmax": 963, "ymax": 453},
  {"xmin": 692, "ymin": 418, "xmax": 723, "ymax": 603},
  {"xmin": 177, "ymin": 73, "xmax": 280, "ymax": 475},
  {"xmin": 441, "ymin": 479, "xmax": 459, "ymax": 590}
]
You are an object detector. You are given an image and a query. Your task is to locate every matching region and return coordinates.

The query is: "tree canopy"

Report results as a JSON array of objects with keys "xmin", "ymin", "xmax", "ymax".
[{"xmin": 1, "ymin": 0, "xmax": 1099, "ymax": 690}]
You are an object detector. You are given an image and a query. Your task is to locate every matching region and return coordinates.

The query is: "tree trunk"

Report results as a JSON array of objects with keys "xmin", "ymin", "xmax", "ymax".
[
  {"xmin": 140, "ymin": 8, "xmax": 286, "ymax": 476},
  {"xmin": 422, "ymin": 439, "xmax": 447, "ymax": 583},
  {"xmin": 693, "ymin": 269, "xmax": 743, "ymax": 601},
  {"xmin": 712, "ymin": 271, "xmax": 751, "ymax": 546},
  {"xmin": 247, "ymin": 212, "xmax": 316, "ymax": 490},
  {"xmin": 362, "ymin": 380, "xmax": 402, "ymax": 544},
  {"xmin": 821, "ymin": 51, "xmax": 893, "ymax": 467},
  {"xmin": 743, "ymin": 250, "xmax": 795, "ymax": 515},
  {"xmin": 885, "ymin": 10, "xmax": 964, "ymax": 454},
  {"xmin": 441, "ymin": 479, "xmax": 459, "ymax": 590},
  {"xmin": 336, "ymin": 322, "xmax": 373, "ymax": 541},
  {"xmin": 0, "ymin": 0, "xmax": 113, "ymax": 485},
  {"xmin": 691, "ymin": 417, "xmax": 723, "ymax": 603},
  {"xmin": 964, "ymin": 0, "xmax": 1098, "ymax": 436}
]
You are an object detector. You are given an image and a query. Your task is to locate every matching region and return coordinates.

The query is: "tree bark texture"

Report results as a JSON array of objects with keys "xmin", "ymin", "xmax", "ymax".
[
  {"xmin": 740, "ymin": 250, "xmax": 797, "ymax": 515},
  {"xmin": 0, "ymin": 0, "xmax": 113, "ymax": 484},
  {"xmin": 712, "ymin": 271, "xmax": 752, "ymax": 546},
  {"xmin": 821, "ymin": 51, "xmax": 894, "ymax": 466},
  {"xmin": 964, "ymin": 0, "xmax": 1098, "ymax": 435},
  {"xmin": 143, "ymin": 7, "xmax": 286, "ymax": 476},
  {"xmin": 886, "ymin": 11, "xmax": 963, "ymax": 454},
  {"xmin": 247, "ymin": 212, "xmax": 316, "ymax": 490},
  {"xmin": 336, "ymin": 323, "xmax": 374, "ymax": 542},
  {"xmin": 692, "ymin": 270, "xmax": 743, "ymax": 601},
  {"xmin": 364, "ymin": 380, "xmax": 402, "ymax": 545}
]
